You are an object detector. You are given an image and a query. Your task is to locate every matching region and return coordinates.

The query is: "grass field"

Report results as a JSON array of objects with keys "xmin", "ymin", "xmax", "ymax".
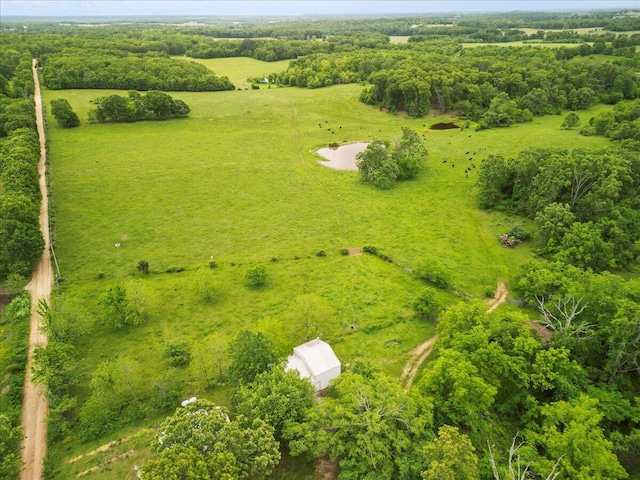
[
  {"xmin": 462, "ymin": 41, "xmax": 595, "ymax": 48},
  {"xmin": 43, "ymin": 58, "xmax": 613, "ymax": 478},
  {"xmin": 183, "ymin": 57, "xmax": 291, "ymax": 88}
]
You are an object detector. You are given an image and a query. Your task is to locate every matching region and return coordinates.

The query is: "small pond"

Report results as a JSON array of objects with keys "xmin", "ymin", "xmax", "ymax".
[
  {"xmin": 317, "ymin": 142, "xmax": 369, "ymax": 171},
  {"xmin": 430, "ymin": 122, "xmax": 459, "ymax": 130}
]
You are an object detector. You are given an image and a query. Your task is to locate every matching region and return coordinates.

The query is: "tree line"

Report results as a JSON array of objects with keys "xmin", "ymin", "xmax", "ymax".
[
  {"xmin": 39, "ymin": 50, "xmax": 234, "ymax": 91},
  {"xmin": 0, "ymin": 52, "xmax": 44, "ymax": 286},
  {"xmin": 88, "ymin": 91, "xmax": 190, "ymax": 123},
  {"xmin": 278, "ymin": 45, "xmax": 637, "ymax": 122},
  {"xmin": 477, "ymin": 142, "xmax": 640, "ymax": 272}
]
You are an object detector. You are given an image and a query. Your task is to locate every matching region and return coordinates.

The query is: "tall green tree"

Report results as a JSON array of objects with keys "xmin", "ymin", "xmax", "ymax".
[
  {"xmin": 285, "ymin": 293, "xmax": 337, "ymax": 343},
  {"xmin": 392, "ymin": 127, "xmax": 428, "ymax": 180},
  {"xmin": 50, "ymin": 98, "xmax": 80, "ymax": 127},
  {"xmin": 227, "ymin": 330, "xmax": 278, "ymax": 385},
  {"xmin": 287, "ymin": 371, "xmax": 433, "ymax": 479},
  {"xmin": 356, "ymin": 139, "xmax": 398, "ymax": 189},
  {"xmin": 0, "ymin": 414, "xmax": 22, "ymax": 480},
  {"xmin": 189, "ymin": 336, "xmax": 228, "ymax": 388},
  {"xmin": 233, "ymin": 365, "xmax": 315, "ymax": 439},
  {"xmin": 421, "ymin": 425, "xmax": 479, "ymax": 480},
  {"xmin": 152, "ymin": 400, "xmax": 280, "ymax": 480},
  {"xmin": 528, "ymin": 395, "xmax": 628, "ymax": 479}
]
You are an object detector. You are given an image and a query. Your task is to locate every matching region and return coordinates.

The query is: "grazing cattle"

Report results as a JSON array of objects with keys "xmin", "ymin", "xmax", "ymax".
[
  {"xmin": 452, "ymin": 164, "xmax": 455, "ymax": 167},
  {"xmin": 465, "ymin": 151, "xmax": 469, "ymax": 154},
  {"xmin": 443, "ymin": 160, "xmax": 447, "ymax": 163}
]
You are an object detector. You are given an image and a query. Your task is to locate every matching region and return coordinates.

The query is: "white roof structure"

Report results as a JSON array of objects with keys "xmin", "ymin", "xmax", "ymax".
[{"xmin": 286, "ymin": 338, "xmax": 341, "ymax": 391}]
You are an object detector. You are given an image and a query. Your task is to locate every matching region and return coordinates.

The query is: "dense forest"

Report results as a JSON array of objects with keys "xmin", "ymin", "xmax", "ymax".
[{"xmin": 1, "ymin": 7, "xmax": 639, "ymax": 480}]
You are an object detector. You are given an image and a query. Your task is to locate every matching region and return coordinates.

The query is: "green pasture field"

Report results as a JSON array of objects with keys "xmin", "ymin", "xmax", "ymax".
[
  {"xmin": 462, "ymin": 41, "xmax": 594, "ymax": 48},
  {"xmin": 389, "ymin": 36, "xmax": 410, "ymax": 44},
  {"xmin": 43, "ymin": 64, "xmax": 613, "ymax": 478},
  {"xmin": 183, "ymin": 56, "xmax": 291, "ymax": 88}
]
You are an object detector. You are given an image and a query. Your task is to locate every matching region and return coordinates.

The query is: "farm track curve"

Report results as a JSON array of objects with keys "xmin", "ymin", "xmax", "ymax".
[{"xmin": 402, "ymin": 282, "xmax": 508, "ymax": 391}]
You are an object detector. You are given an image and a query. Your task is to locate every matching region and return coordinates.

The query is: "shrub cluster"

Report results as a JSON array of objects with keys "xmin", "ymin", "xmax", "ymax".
[
  {"xmin": 581, "ymin": 99, "xmax": 640, "ymax": 141},
  {"xmin": 415, "ymin": 258, "xmax": 452, "ymax": 289},
  {"xmin": 245, "ymin": 264, "xmax": 268, "ymax": 287},
  {"xmin": 89, "ymin": 90, "xmax": 190, "ymax": 123},
  {"xmin": 362, "ymin": 244, "xmax": 393, "ymax": 263},
  {"xmin": 477, "ymin": 145, "xmax": 640, "ymax": 271},
  {"xmin": 0, "ymin": 294, "xmax": 31, "ymax": 423},
  {"xmin": 41, "ymin": 50, "xmax": 235, "ymax": 91},
  {"xmin": 0, "ymin": 127, "xmax": 45, "ymax": 282},
  {"xmin": 50, "ymin": 98, "xmax": 79, "ymax": 128}
]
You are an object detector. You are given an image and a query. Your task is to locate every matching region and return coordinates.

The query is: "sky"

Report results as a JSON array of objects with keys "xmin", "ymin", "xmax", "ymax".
[{"xmin": 1, "ymin": 0, "xmax": 639, "ymax": 17}]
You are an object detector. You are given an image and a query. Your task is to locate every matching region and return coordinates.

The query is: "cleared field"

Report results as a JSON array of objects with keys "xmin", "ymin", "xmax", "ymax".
[
  {"xmin": 389, "ymin": 36, "xmax": 410, "ymax": 44},
  {"xmin": 518, "ymin": 27, "xmax": 604, "ymax": 35},
  {"xmin": 44, "ymin": 70, "xmax": 612, "ymax": 478},
  {"xmin": 462, "ymin": 41, "xmax": 594, "ymax": 48},
  {"xmin": 184, "ymin": 56, "xmax": 291, "ymax": 88}
]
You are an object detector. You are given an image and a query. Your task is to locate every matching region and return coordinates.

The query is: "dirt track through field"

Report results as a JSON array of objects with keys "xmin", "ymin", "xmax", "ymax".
[
  {"xmin": 20, "ymin": 59, "xmax": 51, "ymax": 480},
  {"xmin": 401, "ymin": 282, "xmax": 508, "ymax": 391}
]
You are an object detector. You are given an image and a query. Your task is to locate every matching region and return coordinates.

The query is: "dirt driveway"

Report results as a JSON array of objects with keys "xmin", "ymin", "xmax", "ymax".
[{"xmin": 20, "ymin": 59, "xmax": 52, "ymax": 480}]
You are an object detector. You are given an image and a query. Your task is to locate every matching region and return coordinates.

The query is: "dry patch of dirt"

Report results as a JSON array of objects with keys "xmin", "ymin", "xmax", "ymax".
[
  {"xmin": 348, "ymin": 248, "xmax": 362, "ymax": 256},
  {"xmin": 76, "ymin": 450, "xmax": 136, "ymax": 477},
  {"xmin": 401, "ymin": 335, "xmax": 438, "ymax": 392},
  {"xmin": 530, "ymin": 321, "xmax": 552, "ymax": 342},
  {"xmin": 400, "ymin": 282, "xmax": 510, "ymax": 391},
  {"xmin": 68, "ymin": 437, "xmax": 131, "ymax": 464},
  {"xmin": 486, "ymin": 282, "xmax": 508, "ymax": 313},
  {"xmin": 315, "ymin": 457, "xmax": 339, "ymax": 480}
]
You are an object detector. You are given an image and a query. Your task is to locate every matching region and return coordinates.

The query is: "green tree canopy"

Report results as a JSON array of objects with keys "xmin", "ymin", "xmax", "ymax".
[
  {"xmin": 227, "ymin": 330, "xmax": 278, "ymax": 385},
  {"xmin": 232, "ymin": 365, "xmax": 315, "ymax": 439},
  {"xmin": 50, "ymin": 98, "xmax": 80, "ymax": 127},
  {"xmin": 287, "ymin": 371, "xmax": 433, "ymax": 479},
  {"xmin": 421, "ymin": 425, "xmax": 479, "ymax": 480}
]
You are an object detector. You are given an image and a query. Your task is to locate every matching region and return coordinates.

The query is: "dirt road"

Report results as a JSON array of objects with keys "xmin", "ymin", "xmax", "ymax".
[
  {"xmin": 20, "ymin": 59, "xmax": 52, "ymax": 480},
  {"xmin": 401, "ymin": 282, "xmax": 509, "ymax": 390}
]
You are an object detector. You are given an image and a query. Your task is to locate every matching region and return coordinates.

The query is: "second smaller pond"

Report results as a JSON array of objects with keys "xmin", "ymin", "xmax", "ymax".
[{"xmin": 317, "ymin": 142, "xmax": 369, "ymax": 171}]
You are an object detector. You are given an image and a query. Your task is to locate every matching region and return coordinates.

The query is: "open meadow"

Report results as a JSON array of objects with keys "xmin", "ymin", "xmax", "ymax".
[{"xmin": 42, "ymin": 57, "xmax": 614, "ymax": 478}]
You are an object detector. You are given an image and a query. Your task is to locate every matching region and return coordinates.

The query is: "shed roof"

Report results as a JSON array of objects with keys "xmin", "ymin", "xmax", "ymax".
[{"xmin": 289, "ymin": 338, "xmax": 340, "ymax": 377}]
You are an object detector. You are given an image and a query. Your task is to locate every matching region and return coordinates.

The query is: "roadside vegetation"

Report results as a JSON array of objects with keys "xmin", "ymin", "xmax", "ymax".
[{"xmin": 1, "ymin": 8, "xmax": 639, "ymax": 480}]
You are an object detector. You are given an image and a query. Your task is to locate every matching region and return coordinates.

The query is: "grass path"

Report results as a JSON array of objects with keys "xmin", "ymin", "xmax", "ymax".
[
  {"xmin": 401, "ymin": 282, "xmax": 509, "ymax": 391},
  {"xmin": 401, "ymin": 335, "xmax": 439, "ymax": 392},
  {"xmin": 20, "ymin": 59, "xmax": 52, "ymax": 480}
]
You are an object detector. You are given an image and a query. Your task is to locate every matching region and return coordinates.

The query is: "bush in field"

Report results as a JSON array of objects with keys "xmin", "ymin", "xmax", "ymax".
[
  {"xmin": 164, "ymin": 339, "xmax": 191, "ymax": 367},
  {"xmin": 413, "ymin": 287, "xmax": 440, "ymax": 321},
  {"xmin": 50, "ymin": 98, "xmax": 80, "ymax": 128},
  {"xmin": 561, "ymin": 112, "xmax": 580, "ymax": 130},
  {"xmin": 99, "ymin": 279, "xmax": 157, "ymax": 328},
  {"xmin": 245, "ymin": 264, "xmax": 267, "ymax": 287},
  {"xmin": 508, "ymin": 225, "xmax": 530, "ymax": 241},
  {"xmin": 137, "ymin": 260, "xmax": 149, "ymax": 274},
  {"xmin": 192, "ymin": 269, "xmax": 219, "ymax": 303},
  {"xmin": 416, "ymin": 258, "xmax": 452, "ymax": 289},
  {"xmin": 88, "ymin": 90, "xmax": 190, "ymax": 123}
]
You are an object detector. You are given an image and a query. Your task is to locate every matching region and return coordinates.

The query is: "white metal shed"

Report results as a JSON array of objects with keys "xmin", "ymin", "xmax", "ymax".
[{"xmin": 286, "ymin": 338, "xmax": 341, "ymax": 391}]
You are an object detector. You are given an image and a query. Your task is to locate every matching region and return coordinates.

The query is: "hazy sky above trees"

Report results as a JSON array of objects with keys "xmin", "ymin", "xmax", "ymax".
[{"xmin": 2, "ymin": 0, "xmax": 639, "ymax": 17}]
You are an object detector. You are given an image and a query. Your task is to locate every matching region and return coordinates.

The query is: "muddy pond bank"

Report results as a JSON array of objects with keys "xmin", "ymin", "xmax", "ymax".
[{"xmin": 317, "ymin": 142, "xmax": 369, "ymax": 171}]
